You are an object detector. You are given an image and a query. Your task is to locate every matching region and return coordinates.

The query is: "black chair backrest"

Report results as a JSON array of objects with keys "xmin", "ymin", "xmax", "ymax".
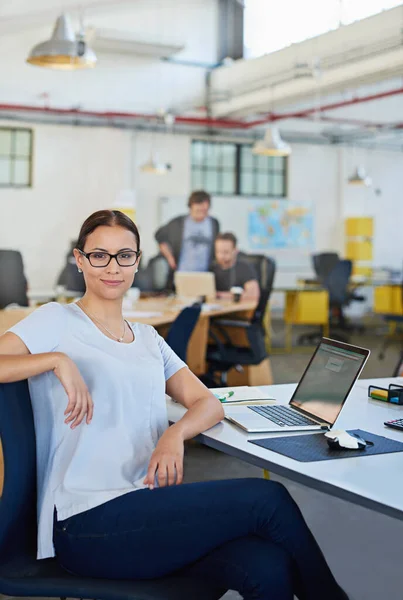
[
  {"xmin": 324, "ymin": 259, "xmax": 352, "ymax": 305},
  {"xmin": 238, "ymin": 253, "xmax": 276, "ymax": 326},
  {"xmin": 166, "ymin": 304, "xmax": 202, "ymax": 362},
  {"xmin": 133, "ymin": 254, "xmax": 170, "ymax": 293},
  {"xmin": 0, "ymin": 250, "xmax": 29, "ymax": 309},
  {"xmin": 57, "ymin": 259, "xmax": 86, "ymax": 293},
  {"xmin": 312, "ymin": 252, "xmax": 340, "ymax": 282},
  {"xmin": 0, "ymin": 381, "xmax": 37, "ymax": 562}
]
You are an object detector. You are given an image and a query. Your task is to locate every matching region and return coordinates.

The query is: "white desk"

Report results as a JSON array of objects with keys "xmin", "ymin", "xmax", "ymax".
[{"xmin": 167, "ymin": 377, "xmax": 403, "ymax": 521}]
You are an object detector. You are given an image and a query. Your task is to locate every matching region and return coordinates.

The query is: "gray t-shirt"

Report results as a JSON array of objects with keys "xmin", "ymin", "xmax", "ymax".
[
  {"xmin": 212, "ymin": 258, "xmax": 258, "ymax": 291},
  {"xmin": 177, "ymin": 216, "xmax": 213, "ymax": 272},
  {"xmin": 9, "ymin": 302, "xmax": 186, "ymax": 560}
]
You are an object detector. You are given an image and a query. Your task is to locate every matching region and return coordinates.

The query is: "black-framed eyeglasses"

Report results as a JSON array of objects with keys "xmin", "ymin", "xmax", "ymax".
[{"xmin": 78, "ymin": 249, "xmax": 141, "ymax": 268}]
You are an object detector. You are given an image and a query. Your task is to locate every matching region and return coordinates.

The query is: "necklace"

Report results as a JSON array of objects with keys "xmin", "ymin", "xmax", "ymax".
[{"xmin": 77, "ymin": 300, "xmax": 129, "ymax": 343}]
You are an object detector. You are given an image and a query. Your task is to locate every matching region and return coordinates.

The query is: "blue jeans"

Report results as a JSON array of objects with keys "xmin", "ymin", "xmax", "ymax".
[{"xmin": 53, "ymin": 478, "xmax": 346, "ymax": 600}]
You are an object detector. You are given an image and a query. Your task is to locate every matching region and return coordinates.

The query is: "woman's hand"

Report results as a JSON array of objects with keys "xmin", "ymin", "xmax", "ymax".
[
  {"xmin": 53, "ymin": 353, "xmax": 94, "ymax": 429},
  {"xmin": 143, "ymin": 426, "xmax": 184, "ymax": 489}
]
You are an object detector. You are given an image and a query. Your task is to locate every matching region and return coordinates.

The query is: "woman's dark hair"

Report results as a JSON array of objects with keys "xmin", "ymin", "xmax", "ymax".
[
  {"xmin": 187, "ymin": 190, "xmax": 211, "ymax": 208},
  {"xmin": 76, "ymin": 210, "xmax": 140, "ymax": 251}
]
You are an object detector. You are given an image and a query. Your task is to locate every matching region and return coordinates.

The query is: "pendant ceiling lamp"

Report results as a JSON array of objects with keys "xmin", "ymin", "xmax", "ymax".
[
  {"xmin": 348, "ymin": 167, "xmax": 372, "ymax": 187},
  {"xmin": 140, "ymin": 154, "xmax": 170, "ymax": 175},
  {"xmin": 26, "ymin": 13, "xmax": 97, "ymax": 70},
  {"xmin": 252, "ymin": 126, "xmax": 291, "ymax": 156}
]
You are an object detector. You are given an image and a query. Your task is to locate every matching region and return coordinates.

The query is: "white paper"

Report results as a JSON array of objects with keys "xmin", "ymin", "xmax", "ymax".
[{"xmin": 211, "ymin": 386, "xmax": 275, "ymax": 403}]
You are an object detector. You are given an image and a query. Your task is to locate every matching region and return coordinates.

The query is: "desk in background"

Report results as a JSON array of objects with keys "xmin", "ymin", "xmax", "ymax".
[
  {"xmin": 0, "ymin": 297, "xmax": 272, "ymax": 387},
  {"xmin": 268, "ymin": 286, "xmax": 329, "ymax": 352}
]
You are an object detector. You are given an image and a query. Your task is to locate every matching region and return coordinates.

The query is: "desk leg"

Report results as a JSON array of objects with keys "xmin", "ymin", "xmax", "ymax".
[
  {"xmin": 285, "ymin": 323, "xmax": 292, "ymax": 353},
  {"xmin": 227, "ymin": 357, "xmax": 274, "ymax": 386},
  {"xmin": 186, "ymin": 317, "xmax": 209, "ymax": 375}
]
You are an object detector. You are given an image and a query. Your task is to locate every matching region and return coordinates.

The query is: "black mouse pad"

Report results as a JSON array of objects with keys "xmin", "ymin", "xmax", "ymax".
[{"xmin": 249, "ymin": 429, "xmax": 403, "ymax": 462}]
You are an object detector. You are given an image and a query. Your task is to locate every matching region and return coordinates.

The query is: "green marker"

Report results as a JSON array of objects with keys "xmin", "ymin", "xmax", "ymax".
[{"xmin": 214, "ymin": 391, "xmax": 235, "ymax": 402}]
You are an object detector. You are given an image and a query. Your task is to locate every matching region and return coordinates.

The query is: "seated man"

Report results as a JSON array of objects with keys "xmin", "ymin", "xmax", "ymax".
[{"xmin": 212, "ymin": 233, "xmax": 260, "ymax": 301}]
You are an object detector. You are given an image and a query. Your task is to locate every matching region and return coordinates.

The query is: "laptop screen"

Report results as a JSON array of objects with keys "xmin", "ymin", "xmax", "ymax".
[{"xmin": 290, "ymin": 340, "xmax": 369, "ymax": 424}]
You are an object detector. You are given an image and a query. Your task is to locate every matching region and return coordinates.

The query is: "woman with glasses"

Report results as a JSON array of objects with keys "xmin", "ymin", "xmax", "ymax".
[{"xmin": 0, "ymin": 210, "xmax": 348, "ymax": 600}]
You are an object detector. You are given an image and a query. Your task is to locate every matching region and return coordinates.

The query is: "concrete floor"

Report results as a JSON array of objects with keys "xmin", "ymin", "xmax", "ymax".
[
  {"xmin": 9, "ymin": 327, "xmax": 403, "ymax": 600},
  {"xmin": 183, "ymin": 327, "xmax": 403, "ymax": 600}
]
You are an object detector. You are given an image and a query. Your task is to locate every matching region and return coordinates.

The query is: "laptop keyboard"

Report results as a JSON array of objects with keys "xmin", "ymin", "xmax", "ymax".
[{"xmin": 248, "ymin": 405, "xmax": 318, "ymax": 427}]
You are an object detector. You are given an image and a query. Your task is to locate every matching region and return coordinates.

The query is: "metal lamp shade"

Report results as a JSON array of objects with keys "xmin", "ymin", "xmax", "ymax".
[
  {"xmin": 27, "ymin": 14, "xmax": 96, "ymax": 70},
  {"xmin": 348, "ymin": 167, "xmax": 372, "ymax": 186},
  {"xmin": 140, "ymin": 156, "xmax": 169, "ymax": 175},
  {"xmin": 252, "ymin": 126, "xmax": 291, "ymax": 156}
]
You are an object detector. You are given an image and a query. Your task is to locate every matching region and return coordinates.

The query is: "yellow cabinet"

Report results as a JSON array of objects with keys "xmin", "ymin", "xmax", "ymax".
[
  {"xmin": 283, "ymin": 289, "xmax": 329, "ymax": 352},
  {"xmin": 345, "ymin": 217, "xmax": 374, "ymax": 278},
  {"xmin": 374, "ymin": 285, "xmax": 403, "ymax": 315}
]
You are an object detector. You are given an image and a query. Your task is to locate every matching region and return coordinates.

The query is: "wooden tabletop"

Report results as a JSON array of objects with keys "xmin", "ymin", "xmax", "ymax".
[{"xmin": 0, "ymin": 297, "xmax": 257, "ymax": 336}]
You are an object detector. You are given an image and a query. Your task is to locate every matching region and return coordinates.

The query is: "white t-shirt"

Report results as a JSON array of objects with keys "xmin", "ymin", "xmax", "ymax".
[{"xmin": 9, "ymin": 302, "xmax": 186, "ymax": 560}]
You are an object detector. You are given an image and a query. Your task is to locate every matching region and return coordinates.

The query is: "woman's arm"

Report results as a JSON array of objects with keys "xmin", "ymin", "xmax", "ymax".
[
  {"xmin": 0, "ymin": 332, "xmax": 93, "ymax": 427},
  {"xmin": 166, "ymin": 367, "xmax": 224, "ymax": 440},
  {"xmin": 144, "ymin": 368, "xmax": 224, "ymax": 489}
]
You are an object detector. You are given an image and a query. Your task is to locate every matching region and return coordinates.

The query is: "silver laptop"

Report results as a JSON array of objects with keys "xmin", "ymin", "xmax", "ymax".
[
  {"xmin": 225, "ymin": 338, "xmax": 370, "ymax": 433},
  {"xmin": 174, "ymin": 271, "xmax": 216, "ymax": 302}
]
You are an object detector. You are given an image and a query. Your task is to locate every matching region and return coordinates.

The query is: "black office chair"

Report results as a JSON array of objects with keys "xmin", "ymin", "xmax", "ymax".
[
  {"xmin": 133, "ymin": 255, "xmax": 170, "ymax": 294},
  {"xmin": 205, "ymin": 256, "xmax": 276, "ymax": 386},
  {"xmin": 312, "ymin": 252, "xmax": 340, "ymax": 282},
  {"xmin": 166, "ymin": 304, "xmax": 202, "ymax": 362},
  {"xmin": 0, "ymin": 249, "xmax": 29, "ymax": 309},
  {"xmin": 56, "ymin": 243, "xmax": 86, "ymax": 293},
  {"xmin": 0, "ymin": 380, "xmax": 225, "ymax": 600}
]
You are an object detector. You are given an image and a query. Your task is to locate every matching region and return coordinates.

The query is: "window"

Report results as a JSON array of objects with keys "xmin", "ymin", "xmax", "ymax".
[
  {"xmin": 191, "ymin": 140, "xmax": 287, "ymax": 198},
  {"xmin": 0, "ymin": 128, "xmax": 33, "ymax": 188},
  {"xmin": 191, "ymin": 141, "xmax": 237, "ymax": 195},
  {"xmin": 244, "ymin": 0, "xmax": 402, "ymax": 58}
]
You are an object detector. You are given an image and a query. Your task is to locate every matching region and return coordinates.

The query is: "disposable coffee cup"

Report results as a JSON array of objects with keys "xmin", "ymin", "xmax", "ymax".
[{"xmin": 230, "ymin": 286, "xmax": 243, "ymax": 303}]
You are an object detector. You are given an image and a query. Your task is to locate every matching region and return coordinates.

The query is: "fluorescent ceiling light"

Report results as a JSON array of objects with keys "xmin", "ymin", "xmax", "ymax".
[
  {"xmin": 27, "ymin": 13, "xmax": 97, "ymax": 70},
  {"xmin": 91, "ymin": 29, "xmax": 184, "ymax": 58},
  {"xmin": 348, "ymin": 167, "xmax": 372, "ymax": 186},
  {"xmin": 252, "ymin": 127, "xmax": 291, "ymax": 156}
]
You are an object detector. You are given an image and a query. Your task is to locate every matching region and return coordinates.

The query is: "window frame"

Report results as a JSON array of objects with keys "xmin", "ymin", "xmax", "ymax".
[
  {"xmin": 0, "ymin": 127, "xmax": 34, "ymax": 189},
  {"xmin": 191, "ymin": 139, "xmax": 288, "ymax": 198}
]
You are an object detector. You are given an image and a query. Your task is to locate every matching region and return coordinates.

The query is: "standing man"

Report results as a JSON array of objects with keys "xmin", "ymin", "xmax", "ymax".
[
  {"xmin": 155, "ymin": 190, "xmax": 220, "ymax": 273},
  {"xmin": 212, "ymin": 232, "xmax": 260, "ymax": 301}
]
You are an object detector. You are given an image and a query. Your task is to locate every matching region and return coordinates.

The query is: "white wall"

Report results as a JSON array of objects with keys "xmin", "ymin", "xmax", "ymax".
[
  {"xmin": 0, "ymin": 0, "xmax": 218, "ymax": 114},
  {"xmin": 1, "ymin": 119, "xmax": 402, "ymax": 290},
  {"xmin": 0, "ymin": 122, "xmax": 131, "ymax": 288},
  {"xmin": 342, "ymin": 147, "xmax": 403, "ymax": 270}
]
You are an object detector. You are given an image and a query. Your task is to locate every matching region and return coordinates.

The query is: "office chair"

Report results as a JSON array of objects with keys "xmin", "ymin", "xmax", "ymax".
[
  {"xmin": 312, "ymin": 252, "xmax": 340, "ymax": 282},
  {"xmin": 133, "ymin": 254, "xmax": 170, "ymax": 294},
  {"xmin": 299, "ymin": 259, "xmax": 365, "ymax": 346},
  {"xmin": 166, "ymin": 304, "xmax": 202, "ymax": 362},
  {"xmin": 0, "ymin": 380, "xmax": 225, "ymax": 600},
  {"xmin": 0, "ymin": 249, "xmax": 29, "ymax": 309},
  {"xmin": 205, "ymin": 256, "xmax": 276, "ymax": 386},
  {"xmin": 56, "ymin": 243, "xmax": 86, "ymax": 293}
]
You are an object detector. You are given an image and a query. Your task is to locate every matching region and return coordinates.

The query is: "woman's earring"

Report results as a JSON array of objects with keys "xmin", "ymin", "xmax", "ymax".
[
  {"xmin": 78, "ymin": 268, "xmax": 83, "ymax": 273},
  {"xmin": 135, "ymin": 268, "xmax": 139, "ymax": 273}
]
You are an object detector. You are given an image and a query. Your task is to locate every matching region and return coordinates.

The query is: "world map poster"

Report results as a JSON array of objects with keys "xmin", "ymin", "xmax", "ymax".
[{"xmin": 248, "ymin": 200, "xmax": 314, "ymax": 250}]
